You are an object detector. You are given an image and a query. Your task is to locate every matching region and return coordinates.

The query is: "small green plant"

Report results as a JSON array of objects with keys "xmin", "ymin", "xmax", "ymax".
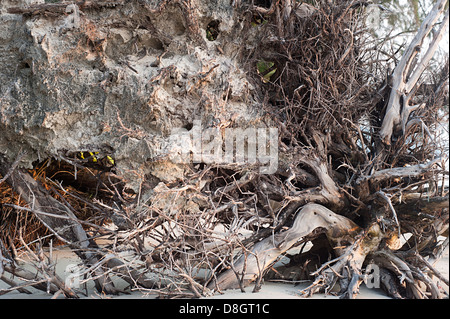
[
  {"xmin": 251, "ymin": 16, "xmax": 268, "ymax": 27},
  {"xmin": 256, "ymin": 60, "xmax": 277, "ymax": 83},
  {"xmin": 206, "ymin": 20, "xmax": 220, "ymax": 41}
]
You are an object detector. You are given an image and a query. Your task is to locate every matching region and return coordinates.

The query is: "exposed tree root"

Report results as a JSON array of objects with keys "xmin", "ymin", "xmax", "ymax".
[
  {"xmin": 301, "ymin": 223, "xmax": 383, "ymax": 299},
  {"xmin": 209, "ymin": 204, "xmax": 362, "ymax": 293},
  {"xmin": 0, "ymin": 160, "xmax": 157, "ymax": 296},
  {"xmin": 210, "ymin": 200, "xmax": 448, "ymax": 299},
  {"xmin": 0, "ymin": 0, "xmax": 448, "ymax": 299}
]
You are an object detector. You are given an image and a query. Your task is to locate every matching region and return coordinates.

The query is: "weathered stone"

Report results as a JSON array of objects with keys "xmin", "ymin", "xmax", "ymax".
[{"xmin": 0, "ymin": 0, "xmax": 264, "ymax": 191}]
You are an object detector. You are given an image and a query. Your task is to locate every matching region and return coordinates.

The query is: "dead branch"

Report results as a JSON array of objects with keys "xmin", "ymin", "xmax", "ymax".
[
  {"xmin": 0, "ymin": 151, "xmax": 27, "ymax": 185},
  {"xmin": 356, "ymin": 157, "xmax": 442, "ymax": 185},
  {"xmin": 379, "ymin": 0, "xmax": 449, "ymax": 144},
  {"xmin": 0, "ymin": 161, "xmax": 119, "ymax": 294}
]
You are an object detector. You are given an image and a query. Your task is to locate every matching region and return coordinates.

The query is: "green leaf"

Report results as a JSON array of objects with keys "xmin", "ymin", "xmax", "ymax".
[
  {"xmin": 206, "ymin": 30, "xmax": 214, "ymax": 41},
  {"xmin": 257, "ymin": 60, "xmax": 275, "ymax": 75},
  {"xmin": 262, "ymin": 68, "xmax": 277, "ymax": 83}
]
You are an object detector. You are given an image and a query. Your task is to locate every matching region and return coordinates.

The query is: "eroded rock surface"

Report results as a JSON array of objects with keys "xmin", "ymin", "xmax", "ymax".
[{"xmin": 0, "ymin": 0, "xmax": 265, "ymax": 190}]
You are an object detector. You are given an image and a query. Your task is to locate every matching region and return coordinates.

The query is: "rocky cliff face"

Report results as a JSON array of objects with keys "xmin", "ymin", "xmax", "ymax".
[{"xmin": 0, "ymin": 0, "xmax": 265, "ymax": 190}]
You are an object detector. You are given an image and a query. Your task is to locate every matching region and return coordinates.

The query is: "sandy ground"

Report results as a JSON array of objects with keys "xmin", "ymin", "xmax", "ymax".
[{"xmin": 0, "ymin": 246, "xmax": 448, "ymax": 299}]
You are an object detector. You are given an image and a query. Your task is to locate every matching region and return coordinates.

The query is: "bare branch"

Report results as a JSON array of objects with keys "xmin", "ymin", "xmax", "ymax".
[
  {"xmin": 356, "ymin": 157, "xmax": 442, "ymax": 185},
  {"xmin": 379, "ymin": 0, "xmax": 448, "ymax": 144}
]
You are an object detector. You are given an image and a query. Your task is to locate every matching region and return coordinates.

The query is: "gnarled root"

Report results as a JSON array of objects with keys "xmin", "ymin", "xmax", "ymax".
[
  {"xmin": 0, "ymin": 162, "xmax": 156, "ymax": 296},
  {"xmin": 369, "ymin": 249, "xmax": 447, "ymax": 299},
  {"xmin": 301, "ymin": 223, "xmax": 384, "ymax": 298},
  {"xmin": 208, "ymin": 203, "xmax": 363, "ymax": 292}
]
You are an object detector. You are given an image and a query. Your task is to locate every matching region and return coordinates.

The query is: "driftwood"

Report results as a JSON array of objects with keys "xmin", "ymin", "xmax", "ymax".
[
  {"xmin": 209, "ymin": 203, "xmax": 361, "ymax": 291},
  {"xmin": 379, "ymin": 0, "xmax": 449, "ymax": 144},
  {"xmin": 210, "ymin": 199, "xmax": 448, "ymax": 298},
  {"xmin": 356, "ymin": 158, "xmax": 442, "ymax": 186}
]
